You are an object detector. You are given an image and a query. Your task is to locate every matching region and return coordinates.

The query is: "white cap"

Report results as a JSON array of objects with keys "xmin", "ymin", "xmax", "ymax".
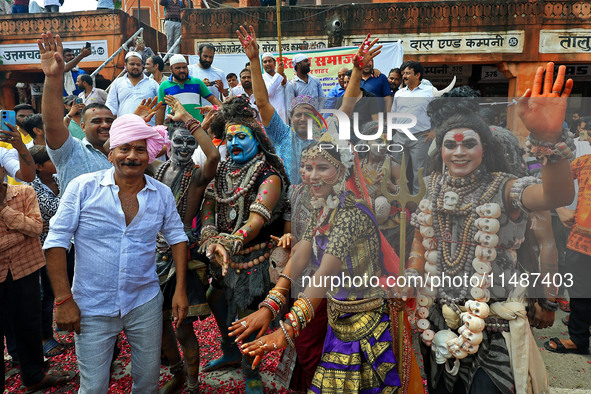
[
  {"xmin": 292, "ymin": 53, "xmax": 308, "ymax": 64},
  {"xmin": 125, "ymin": 51, "xmax": 142, "ymax": 61},
  {"xmin": 169, "ymin": 54, "xmax": 187, "ymax": 66},
  {"xmin": 262, "ymin": 52, "xmax": 275, "ymax": 61}
]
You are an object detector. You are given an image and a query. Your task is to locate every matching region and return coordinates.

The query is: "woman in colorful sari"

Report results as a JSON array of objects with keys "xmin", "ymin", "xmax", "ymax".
[{"xmin": 232, "ymin": 28, "xmax": 424, "ymax": 394}]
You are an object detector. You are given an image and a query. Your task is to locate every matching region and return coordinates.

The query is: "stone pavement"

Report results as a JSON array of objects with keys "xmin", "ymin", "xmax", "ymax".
[{"xmin": 4, "ymin": 309, "xmax": 591, "ymax": 393}]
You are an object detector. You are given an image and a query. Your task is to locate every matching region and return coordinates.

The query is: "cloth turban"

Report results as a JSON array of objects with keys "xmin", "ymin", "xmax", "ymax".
[{"xmin": 109, "ymin": 114, "xmax": 169, "ymax": 163}]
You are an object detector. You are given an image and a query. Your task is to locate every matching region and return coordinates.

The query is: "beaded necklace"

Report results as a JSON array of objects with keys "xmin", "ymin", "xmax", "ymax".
[
  {"xmin": 155, "ymin": 160, "xmax": 196, "ymax": 252},
  {"xmin": 214, "ymin": 153, "xmax": 268, "ymax": 234},
  {"xmin": 154, "ymin": 160, "xmax": 196, "ymax": 220},
  {"xmin": 430, "ymin": 170, "xmax": 506, "ymax": 303}
]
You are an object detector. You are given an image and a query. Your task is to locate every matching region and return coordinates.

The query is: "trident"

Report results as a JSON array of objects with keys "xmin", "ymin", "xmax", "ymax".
[{"xmin": 380, "ymin": 152, "xmax": 426, "ymax": 376}]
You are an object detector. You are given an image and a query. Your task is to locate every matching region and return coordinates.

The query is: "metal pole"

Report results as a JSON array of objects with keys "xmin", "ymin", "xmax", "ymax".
[
  {"xmin": 162, "ymin": 36, "xmax": 183, "ymax": 63},
  {"xmin": 276, "ymin": 0, "xmax": 282, "ymax": 62},
  {"xmin": 137, "ymin": 0, "xmax": 141, "ymax": 30},
  {"xmin": 90, "ymin": 27, "xmax": 144, "ymax": 78}
]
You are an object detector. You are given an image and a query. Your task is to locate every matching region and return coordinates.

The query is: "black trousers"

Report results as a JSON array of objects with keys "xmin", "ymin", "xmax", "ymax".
[
  {"xmin": 565, "ymin": 248, "xmax": 591, "ymax": 351},
  {"xmin": 0, "ymin": 270, "xmax": 45, "ymax": 390}
]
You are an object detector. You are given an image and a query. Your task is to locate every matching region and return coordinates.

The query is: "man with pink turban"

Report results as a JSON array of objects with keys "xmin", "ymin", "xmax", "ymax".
[
  {"xmin": 108, "ymin": 113, "xmax": 169, "ymax": 164},
  {"xmin": 44, "ymin": 112, "xmax": 189, "ymax": 393}
]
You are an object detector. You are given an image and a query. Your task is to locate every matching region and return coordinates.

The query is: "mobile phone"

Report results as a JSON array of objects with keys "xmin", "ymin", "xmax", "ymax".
[
  {"xmin": 1, "ymin": 110, "xmax": 15, "ymax": 132},
  {"xmin": 85, "ymin": 42, "xmax": 91, "ymax": 49},
  {"xmin": 75, "ymin": 97, "xmax": 83, "ymax": 105}
]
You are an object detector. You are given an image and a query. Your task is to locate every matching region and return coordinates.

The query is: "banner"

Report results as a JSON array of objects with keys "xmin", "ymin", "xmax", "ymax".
[
  {"xmin": 0, "ymin": 40, "xmax": 109, "ymax": 65},
  {"xmin": 188, "ymin": 42, "xmax": 403, "ymax": 94}
]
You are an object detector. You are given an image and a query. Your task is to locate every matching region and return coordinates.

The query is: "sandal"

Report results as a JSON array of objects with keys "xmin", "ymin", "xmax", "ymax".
[
  {"xmin": 25, "ymin": 369, "xmax": 76, "ymax": 393},
  {"xmin": 557, "ymin": 298, "xmax": 570, "ymax": 312},
  {"xmin": 562, "ymin": 315, "xmax": 569, "ymax": 325},
  {"xmin": 544, "ymin": 337, "xmax": 590, "ymax": 355},
  {"xmin": 42, "ymin": 338, "xmax": 66, "ymax": 358}
]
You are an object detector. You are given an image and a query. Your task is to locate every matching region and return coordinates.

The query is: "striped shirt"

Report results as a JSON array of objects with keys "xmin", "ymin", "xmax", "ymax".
[
  {"xmin": 158, "ymin": 75, "xmax": 212, "ymax": 122},
  {"xmin": 0, "ymin": 184, "xmax": 45, "ymax": 282}
]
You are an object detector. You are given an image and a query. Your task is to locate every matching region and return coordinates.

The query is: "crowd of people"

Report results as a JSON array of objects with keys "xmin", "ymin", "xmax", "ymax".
[{"xmin": 1, "ymin": 23, "xmax": 590, "ymax": 394}]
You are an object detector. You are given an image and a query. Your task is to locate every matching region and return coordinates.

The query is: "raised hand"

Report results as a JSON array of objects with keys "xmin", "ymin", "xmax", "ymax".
[
  {"xmin": 353, "ymin": 34, "xmax": 382, "ymax": 70},
  {"xmin": 134, "ymin": 96, "xmax": 163, "ymax": 123},
  {"xmin": 68, "ymin": 103, "xmax": 85, "ymax": 117},
  {"xmin": 201, "ymin": 107, "xmax": 218, "ymax": 132},
  {"xmin": 0, "ymin": 123, "xmax": 25, "ymax": 149},
  {"xmin": 237, "ymin": 25, "xmax": 259, "ymax": 60},
  {"xmin": 37, "ymin": 31, "xmax": 65, "ymax": 77},
  {"xmin": 517, "ymin": 62, "xmax": 573, "ymax": 143},
  {"xmin": 164, "ymin": 95, "xmax": 192, "ymax": 123}
]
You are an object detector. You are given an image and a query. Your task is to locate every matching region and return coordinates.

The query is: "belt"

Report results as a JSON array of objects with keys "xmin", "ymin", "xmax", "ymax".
[
  {"xmin": 166, "ymin": 18, "xmax": 181, "ymax": 22},
  {"xmin": 327, "ymin": 294, "xmax": 384, "ymax": 315}
]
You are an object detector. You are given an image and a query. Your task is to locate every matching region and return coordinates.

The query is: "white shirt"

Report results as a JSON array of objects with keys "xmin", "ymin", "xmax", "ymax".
[
  {"xmin": 192, "ymin": 143, "xmax": 227, "ymax": 167},
  {"xmin": 0, "ymin": 147, "xmax": 21, "ymax": 181},
  {"xmin": 188, "ymin": 64, "xmax": 228, "ymax": 101},
  {"xmin": 43, "ymin": 168, "xmax": 188, "ymax": 317},
  {"xmin": 105, "ymin": 74, "xmax": 160, "ymax": 125},
  {"xmin": 391, "ymin": 82, "xmax": 434, "ymax": 134},
  {"xmin": 263, "ymin": 71, "xmax": 287, "ymax": 123},
  {"xmin": 79, "ymin": 87, "xmax": 108, "ymax": 106},
  {"xmin": 230, "ymin": 85, "xmax": 260, "ymax": 121},
  {"xmin": 44, "ymin": 0, "xmax": 61, "ymax": 6}
]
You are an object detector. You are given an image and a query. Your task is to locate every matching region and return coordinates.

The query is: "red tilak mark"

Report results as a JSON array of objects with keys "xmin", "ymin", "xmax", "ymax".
[
  {"xmin": 454, "ymin": 133, "xmax": 464, "ymax": 142},
  {"xmin": 263, "ymin": 190, "xmax": 268, "ymax": 194}
]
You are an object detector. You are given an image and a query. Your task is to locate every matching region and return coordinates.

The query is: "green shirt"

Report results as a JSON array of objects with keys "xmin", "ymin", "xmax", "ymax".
[
  {"xmin": 68, "ymin": 119, "xmax": 85, "ymax": 140},
  {"xmin": 158, "ymin": 76, "xmax": 212, "ymax": 122}
]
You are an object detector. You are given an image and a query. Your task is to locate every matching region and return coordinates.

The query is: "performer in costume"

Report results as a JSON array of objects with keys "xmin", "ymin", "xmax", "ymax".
[
  {"xmin": 232, "ymin": 28, "xmax": 424, "ymax": 394},
  {"xmin": 153, "ymin": 97, "xmax": 220, "ymax": 393},
  {"xmin": 400, "ymin": 63, "xmax": 574, "ymax": 394},
  {"xmin": 199, "ymin": 95, "xmax": 289, "ymax": 393}
]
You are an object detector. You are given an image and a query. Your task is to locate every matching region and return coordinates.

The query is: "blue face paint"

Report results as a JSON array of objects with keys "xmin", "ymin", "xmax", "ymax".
[{"xmin": 226, "ymin": 124, "xmax": 259, "ymax": 164}]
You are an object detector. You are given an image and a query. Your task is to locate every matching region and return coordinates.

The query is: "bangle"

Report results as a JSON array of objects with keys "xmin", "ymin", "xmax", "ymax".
[
  {"xmin": 538, "ymin": 297, "xmax": 559, "ymax": 312},
  {"xmin": 185, "ymin": 118, "xmax": 201, "ymax": 131},
  {"xmin": 298, "ymin": 292, "xmax": 315, "ymax": 320},
  {"xmin": 279, "ymin": 320, "xmax": 296, "ymax": 348},
  {"xmin": 509, "ymin": 176, "xmax": 541, "ymax": 214},
  {"xmin": 212, "ymin": 105, "xmax": 219, "ymax": 111},
  {"xmin": 279, "ymin": 273, "xmax": 293, "ymax": 283},
  {"xmin": 525, "ymin": 128, "xmax": 575, "ymax": 165},
  {"xmin": 286, "ymin": 311, "xmax": 300, "ymax": 337},
  {"xmin": 259, "ymin": 300, "xmax": 278, "ymax": 320},
  {"xmin": 64, "ymin": 114, "xmax": 72, "ymax": 120},
  {"xmin": 274, "ymin": 286, "xmax": 290, "ymax": 293},
  {"xmin": 55, "ymin": 294, "xmax": 73, "ymax": 306}
]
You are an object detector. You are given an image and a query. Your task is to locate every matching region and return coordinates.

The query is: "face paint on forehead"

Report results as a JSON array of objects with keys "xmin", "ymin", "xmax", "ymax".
[
  {"xmin": 443, "ymin": 129, "xmax": 481, "ymax": 143},
  {"xmin": 226, "ymin": 124, "xmax": 254, "ymax": 138}
]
